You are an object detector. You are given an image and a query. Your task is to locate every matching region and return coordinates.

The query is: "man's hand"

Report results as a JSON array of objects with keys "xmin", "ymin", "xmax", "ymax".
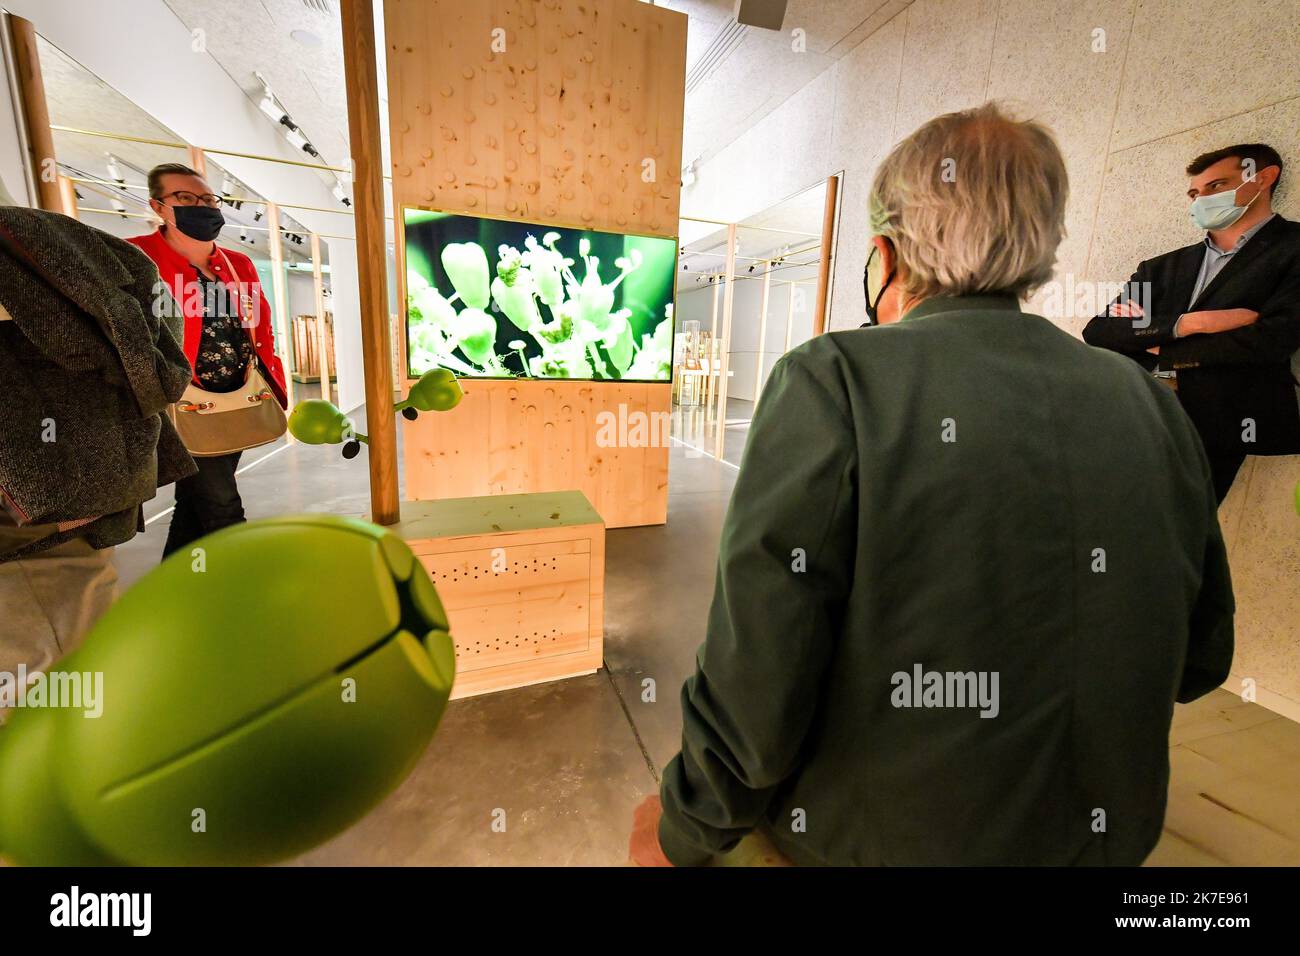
[
  {"xmin": 1107, "ymin": 300, "xmax": 1145, "ymax": 319},
  {"xmin": 628, "ymin": 795, "xmax": 675, "ymax": 867},
  {"xmin": 1175, "ymin": 308, "xmax": 1259, "ymax": 337}
]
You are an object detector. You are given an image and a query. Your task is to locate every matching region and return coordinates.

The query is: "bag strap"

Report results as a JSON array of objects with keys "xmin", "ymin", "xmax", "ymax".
[{"xmin": 213, "ymin": 247, "xmax": 259, "ymax": 351}]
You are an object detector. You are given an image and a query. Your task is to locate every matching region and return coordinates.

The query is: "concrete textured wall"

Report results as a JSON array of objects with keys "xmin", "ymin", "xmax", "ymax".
[{"xmin": 682, "ymin": 0, "xmax": 1300, "ymax": 716}]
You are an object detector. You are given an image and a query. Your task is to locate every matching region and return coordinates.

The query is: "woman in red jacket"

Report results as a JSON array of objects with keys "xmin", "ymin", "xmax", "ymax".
[{"xmin": 129, "ymin": 163, "xmax": 288, "ymax": 558}]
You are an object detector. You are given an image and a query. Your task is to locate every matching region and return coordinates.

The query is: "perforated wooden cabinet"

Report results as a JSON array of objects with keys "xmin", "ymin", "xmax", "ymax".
[{"xmin": 387, "ymin": 491, "xmax": 605, "ymax": 699}]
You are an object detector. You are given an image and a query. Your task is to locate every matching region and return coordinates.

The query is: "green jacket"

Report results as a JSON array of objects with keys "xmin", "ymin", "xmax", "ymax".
[{"xmin": 659, "ymin": 295, "xmax": 1234, "ymax": 866}]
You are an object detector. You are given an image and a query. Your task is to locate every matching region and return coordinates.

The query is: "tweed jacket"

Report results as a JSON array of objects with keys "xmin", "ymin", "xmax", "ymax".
[{"xmin": 0, "ymin": 207, "xmax": 196, "ymax": 561}]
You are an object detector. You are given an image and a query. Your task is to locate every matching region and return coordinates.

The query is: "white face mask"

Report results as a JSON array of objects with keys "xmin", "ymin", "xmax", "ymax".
[{"xmin": 1189, "ymin": 179, "xmax": 1262, "ymax": 231}]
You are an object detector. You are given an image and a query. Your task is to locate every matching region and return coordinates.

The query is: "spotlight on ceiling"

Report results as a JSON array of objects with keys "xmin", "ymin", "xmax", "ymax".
[
  {"xmin": 734, "ymin": 0, "xmax": 789, "ymax": 31},
  {"xmin": 256, "ymin": 72, "xmax": 321, "ymax": 159}
]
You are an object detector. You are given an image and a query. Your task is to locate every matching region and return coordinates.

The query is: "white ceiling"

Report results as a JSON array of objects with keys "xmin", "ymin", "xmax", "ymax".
[
  {"xmin": 37, "ymin": 0, "xmax": 903, "ymax": 262},
  {"xmin": 679, "ymin": 179, "xmax": 826, "ymax": 290},
  {"xmin": 156, "ymin": 0, "xmax": 907, "ymax": 202},
  {"xmin": 668, "ymin": 0, "xmax": 914, "ymax": 170},
  {"xmin": 39, "ymin": 32, "xmax": 319, "ymax": 263},
  {"xmin": 163, "ymin": 0, "xmax": 353, "ymax": 176}
]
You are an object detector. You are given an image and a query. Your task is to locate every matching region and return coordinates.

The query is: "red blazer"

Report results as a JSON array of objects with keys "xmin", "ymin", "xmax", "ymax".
[{"xmin": 127, "ymin": 228, "xmax": 288, "ymax": 407}]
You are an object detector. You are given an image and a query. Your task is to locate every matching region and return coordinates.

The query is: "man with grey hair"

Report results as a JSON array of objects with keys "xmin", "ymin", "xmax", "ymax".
[{"xmin": 630, "ymin": 102, "xmax": 1233, "ymax": 866}]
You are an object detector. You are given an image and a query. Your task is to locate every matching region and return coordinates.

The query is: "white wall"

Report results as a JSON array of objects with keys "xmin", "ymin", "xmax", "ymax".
[
  {"xmin": 285, "ymin": 271, "xmax": 318, "ymax": 321},
  {"xmin": 327, "ymin": 238, "xmax": 365, "ymax": 412},
  {"xmin": 677, "ymin": 274, "xmax": 816, "ymax": 404}
]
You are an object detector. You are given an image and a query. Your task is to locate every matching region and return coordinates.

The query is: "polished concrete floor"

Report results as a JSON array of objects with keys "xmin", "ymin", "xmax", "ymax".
[{"xmin": 109, "ymin": 395, "xmax": 1300, "ymax": 866}]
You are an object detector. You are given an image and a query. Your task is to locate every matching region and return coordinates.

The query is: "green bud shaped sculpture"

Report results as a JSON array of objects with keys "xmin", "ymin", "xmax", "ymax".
[
  {"xmin": 0, "ymin": 515, "xmax": 456, "ymax": 866},
  {"xmin": 288, "ymin": 399, "xmax": 356, "ymax": 445},
  {"xmin": 398, "ymin": 368, "xmax": 464, "ymax": 421}
]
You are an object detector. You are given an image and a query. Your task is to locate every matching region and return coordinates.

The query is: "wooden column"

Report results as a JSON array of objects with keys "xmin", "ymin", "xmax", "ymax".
[
  {"xmin": 264, "ymin": 201, "xmax": 297, "ymax": 421},
  {"xmin": 7, "ymin": 14, "xmax": 59, "ymax": 211},
  {"xmin": 187, "ymin": 145, "xmax": 208, "ymax": 179},
  {"xmin": 310, "ymin": 233, "xmax": 332, "ymax": 405},
  {"xmin": 705, "ymin": 276, "xmax": 722, "ymax": 414},
  {"xmin": 56, "ymin": 175, "xmax": 78, "ymax": 219},
  {"xmin": 713, "ymin": 223, "xmax": 738, "ymax": 460},
  {"xmin": 709, "ymin": 275, "xmax": 721, "ymax": 340},
  {"xmin": 812, "ymin": 174, "xmax": 839, "ymax": 336},
  {"xmin": 784, "ymin": 281, "xmax": 796, "ymax": 352},
  {"xmin": 752, "ymin": 259, "xmax": 772, "ymax": 404},
  {"xmin": 341, "ymin": 0, "xmax": 399, "ymax": 525}
]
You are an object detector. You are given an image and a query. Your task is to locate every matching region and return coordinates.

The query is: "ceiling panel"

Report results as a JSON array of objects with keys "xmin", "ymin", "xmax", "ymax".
[{"xmin": 39, "ymin": 34, "xmax": 315, "ymax": 262}]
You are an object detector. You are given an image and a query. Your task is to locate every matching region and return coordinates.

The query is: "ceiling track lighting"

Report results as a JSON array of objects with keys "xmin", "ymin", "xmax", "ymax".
[{"xmin": 256, "ymin": 72, "xmax": 322, "ymax": 160}]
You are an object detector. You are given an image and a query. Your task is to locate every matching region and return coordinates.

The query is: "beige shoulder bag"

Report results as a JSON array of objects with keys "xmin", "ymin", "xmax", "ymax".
[{"xmin": 168, "ymin": 249, "xmax": 287, "ymax": 457}]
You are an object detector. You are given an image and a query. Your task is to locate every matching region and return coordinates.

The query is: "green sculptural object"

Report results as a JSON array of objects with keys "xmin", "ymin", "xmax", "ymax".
[
  {"xmin": 0, "ymin": 515, "xmax": 456, "ymax": 866},
  {"xmin": 396, "ymin": 368, "xmax": 464, "ymax": 421},
  {"xmin": 288, "ymin": 370, "xmax": 464, "ymax": 451}
]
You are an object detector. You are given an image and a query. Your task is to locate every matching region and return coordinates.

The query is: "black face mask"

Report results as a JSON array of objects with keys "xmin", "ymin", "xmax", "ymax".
[
  {"xmin": 169, "ymin": 204, "xmax": 225, "ymax": 242},
  {"xmin": 862, "ymin": 242, "xmax": 894, "ymax": 327}
]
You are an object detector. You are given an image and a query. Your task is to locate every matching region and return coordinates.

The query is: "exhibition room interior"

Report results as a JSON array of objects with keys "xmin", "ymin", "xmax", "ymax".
[{"xmin": 0, "ymin": 0, "xmax": 1297, "ymax": 874}]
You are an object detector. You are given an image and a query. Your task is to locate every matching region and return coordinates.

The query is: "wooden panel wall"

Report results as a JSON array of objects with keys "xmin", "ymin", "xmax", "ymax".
[
  {"xmin": 383, "ymin": 0, "xmax": 686, "ymax": 527},
  {"xmin": 403, "ymin": 379, "xmax": 670, "ymax": 528},
  {"xmin": 384, "ymin": 0, "xmax": 686, "ymax": 235}
]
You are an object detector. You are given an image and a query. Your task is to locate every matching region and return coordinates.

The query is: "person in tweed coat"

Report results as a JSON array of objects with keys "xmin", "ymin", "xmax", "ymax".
[{"xmin": 0, "ymin": 183, "xmax": 195, "ymax": 696}]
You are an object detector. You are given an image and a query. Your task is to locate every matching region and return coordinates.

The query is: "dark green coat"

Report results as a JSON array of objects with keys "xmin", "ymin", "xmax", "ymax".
[{"xmin": 659, "ymin": 295, "xmax": 1234, "ymax": 866}]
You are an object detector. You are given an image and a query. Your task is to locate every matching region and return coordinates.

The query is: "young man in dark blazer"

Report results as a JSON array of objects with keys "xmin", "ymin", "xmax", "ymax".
[{"xmin": 1083, "ymin": 144, "xmax": 1300, "ymax": 501}]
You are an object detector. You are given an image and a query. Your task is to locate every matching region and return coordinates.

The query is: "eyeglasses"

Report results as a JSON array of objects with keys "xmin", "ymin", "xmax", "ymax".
[{"xmin": 158, "ymin": 190, "xmax": 222, "ymax": 208}]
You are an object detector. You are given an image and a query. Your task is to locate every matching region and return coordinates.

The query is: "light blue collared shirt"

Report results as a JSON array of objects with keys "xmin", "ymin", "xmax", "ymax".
[{"xmin": 1187, "ymin": 212, "xmax": 1275, "ymax": 308}]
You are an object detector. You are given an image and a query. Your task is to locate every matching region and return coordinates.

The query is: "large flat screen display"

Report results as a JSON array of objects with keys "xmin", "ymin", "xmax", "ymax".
[{"xmin": 403, "ymin": 208, "xmax": 677, "ymax": 381}]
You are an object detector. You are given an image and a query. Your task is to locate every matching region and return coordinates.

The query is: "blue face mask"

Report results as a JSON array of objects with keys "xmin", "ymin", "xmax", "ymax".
[{"xmin": 1189, "ymin": 180, "xmax": 1261, "ymax": 231}]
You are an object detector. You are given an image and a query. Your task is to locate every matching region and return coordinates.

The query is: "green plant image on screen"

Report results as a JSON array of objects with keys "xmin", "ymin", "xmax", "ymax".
[{"xmin": 403, "ymin": 208, "xmax": 677, "ymax": 381}]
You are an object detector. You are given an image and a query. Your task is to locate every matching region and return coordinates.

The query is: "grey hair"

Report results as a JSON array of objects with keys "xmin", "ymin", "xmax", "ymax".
[{"xmin": 868, "ymin": 101, "xmax": 1068, "ymax": 300}]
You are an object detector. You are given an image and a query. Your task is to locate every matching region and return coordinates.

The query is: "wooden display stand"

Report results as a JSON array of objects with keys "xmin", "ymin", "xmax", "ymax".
[
  {"xmin": 383, "ymin": 0, "xmax": 686, "ymax": 529},
  {"xmin": 387, "ymin": 490, "xmax": 605, "ymax": 699},
  {"xmin": 403, "ymin": 378, "xmax": 669, "ymax": 528}
]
